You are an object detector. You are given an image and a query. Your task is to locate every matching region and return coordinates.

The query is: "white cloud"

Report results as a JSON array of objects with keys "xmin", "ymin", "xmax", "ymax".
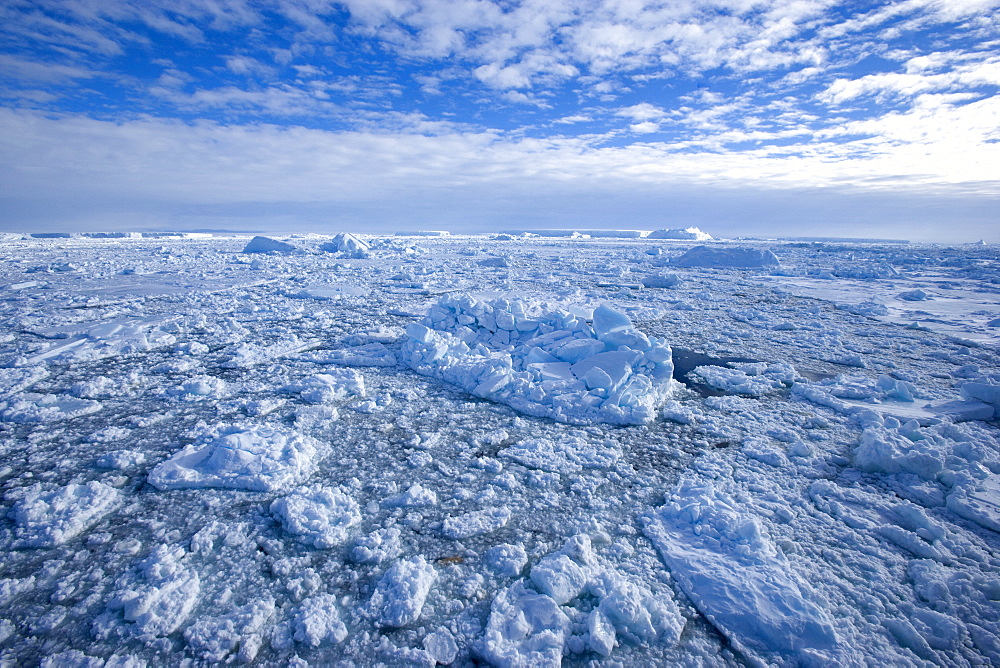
[{"xmin": 818, "ymin": 57, "xmax": 1000, "ymax": 104}]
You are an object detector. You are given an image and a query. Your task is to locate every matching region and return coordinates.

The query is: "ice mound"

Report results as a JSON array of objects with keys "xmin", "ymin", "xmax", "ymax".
[
  {"xmin": 643, "ymin": 479, "xmax": 839, "ymax": 663},
  {"xmin": 10, "ymin": 481, "xmax": 122, "ymax": 547},
  {"xmin": 400, "ymin": 295, "xmax": 676, "ymax": 425},
  {"xmin": 148, "ymin": 424, "xmax": 320, "ymax": 492},
  {"xmin": 671, "ymin": 245, "xmax": 780, "ymax": 268},
  {"xmin": 480, "ymin": 535, "xmax": 684, "ymax": 665},
  {"xmin": 241, "ymin": 236, "xmax": 297, "ymax": 253},
  {"xmin": 271, "ymin": 486, "xmax": 361, "ymax": 548},
  {"xmin": 647, "ymin": 226, "xmax": 713, "ymax": 241}
]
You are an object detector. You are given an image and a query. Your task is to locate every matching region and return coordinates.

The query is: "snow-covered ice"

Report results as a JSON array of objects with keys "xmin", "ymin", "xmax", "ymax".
[
  {"xmin": 148, "ymin": 423, "xmax": 321, "ymax": 492},
  {"xmin": 0, "ymin": 233, "xmax": 998, "ymax": 666}
]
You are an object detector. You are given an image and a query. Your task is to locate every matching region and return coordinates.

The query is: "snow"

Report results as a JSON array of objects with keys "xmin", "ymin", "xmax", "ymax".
[{"xmin": 0, "ymin": 234, "xmax": 998, "ymax": 667}]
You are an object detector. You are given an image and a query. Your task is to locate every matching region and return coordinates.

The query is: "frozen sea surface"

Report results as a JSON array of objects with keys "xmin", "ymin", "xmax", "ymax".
[{"xmin": 0, "ymin": 233, "xmax": 999, "ymax": 666}]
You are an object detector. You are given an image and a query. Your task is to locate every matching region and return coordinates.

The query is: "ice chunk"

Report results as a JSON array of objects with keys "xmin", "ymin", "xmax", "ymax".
[
  {"xmin": 281, "ymin": 370, "xmax": 365, "ymax": 403},
  {"xmin": 271, "ymin": 486, "xmax": 361, "ymax": 548},
  {"xmin": 947, "ymin": 473, "xmax": 1000, "ymax": 533},
  {"xmin": 690, "ymin": 365, "xmax": 786, "ymax": 396},
  {"xmin": 441, "ymin": 507, "xmax": 511, "ymax": 539},
  {"xmin": 530, "ymin": 554, "xmax": 587, "ymax": 605},
  {"xmin": 148, "ymin": 423, "xmax": 320, "ymax": 492},
  {"xmin": 424, "ymin": 627, "xmax": 459, "ymax": 665},
  {"xmin": 854, "ymin": 426, "xmax": 943, "ymax": 481},
  {"xmin": 384, "ymin": 484, "xmax": 438, "ymax": 508},
  {"xmin": 643, "ymin": 479, "xmax": 838, "ymax": 663},
  {"xmin": 351, "ymin": 527, "xmax": 403, "ymax": 563},
  {"xmin": 369, "ymin": 557, "xmax": 436, "ymax": 627},
  {"xmin": 290, "ymin": 593, "xmax": 349, "ymax": 646},
  {"xmin": 0, "ymin": 366, "xmax": 48, "ymax": 396},
  {"xmin": 96, "ymin": 449, "xmax": 146, "ymax": 470},
  {"xmin": 320, "ymin": 232, "xmax": 370, "ymax": 253},
  {"xmin": 640, "ymin": 273, "xmax": 681, "ymax": 288},
  {"xmin": 241, "ymin": 236, "xmax": 297, "ymax": 253},
  {"xmin": 479, "ymin": 581, "xmax": 570, "ymax": 668},
  {"xmin": 10, "ymin": 481, "xmax": 122, "ymax": 548},
  {"xmin": 485, "ymin": 544, "xmax": 528, "ymax": 577},
  {"xmin": 401, "ymin": 295, "xmax": 676, "ymax": 425},
  {"xmin": 306, "ymin": 342, "xmax": 397, "ymax": 367},
  {"xmin": 184, "ymin": 598, "xmax": 274, "ymax": 662},
  {"xmin": 671, "ymin": 245, "xmax": 780, "ymax": 268}
]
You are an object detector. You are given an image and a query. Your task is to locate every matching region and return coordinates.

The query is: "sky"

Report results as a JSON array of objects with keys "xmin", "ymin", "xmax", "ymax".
[{"xmin": 1, "ymin": 0, "xmax": 999, "ymax": 241}]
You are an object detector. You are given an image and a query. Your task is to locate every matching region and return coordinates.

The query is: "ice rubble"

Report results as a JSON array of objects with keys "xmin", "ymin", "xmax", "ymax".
[
  {"xmin": 10, "ymin": 482, "xmax": 122, "ymax": 548},
  {"xmin": 480, "ymin": 535, "xmax": 684, "ymax": 666},
  {"xmin": 671, "ymin": 245, "xmax": 780, "ymax": 268},
  {"xmin": 148, "ymin": 424, "xmax": 321, "ymax": 492},
  {"xmin": 401, "ymin": 295, "xmax": 676, "ymax": 424}
]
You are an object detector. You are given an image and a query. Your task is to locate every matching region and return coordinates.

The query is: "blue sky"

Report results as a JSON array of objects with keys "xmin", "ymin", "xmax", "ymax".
[{"xmin": 1, "ymin": 0, "xmax": 998, "ymax": 240}]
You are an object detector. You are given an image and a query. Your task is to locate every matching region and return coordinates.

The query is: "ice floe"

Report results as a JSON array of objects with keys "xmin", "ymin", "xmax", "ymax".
[
  {"xmin": 271, "ymin": 485, "xmax": 362, "ymax": 548},
  {"xmin": 10, "ymin": 482, "xmax": 122, "ymax": 548},
  {"xmin": 148, "ymin": 423, "xmax": 321, "ymax": 492}
]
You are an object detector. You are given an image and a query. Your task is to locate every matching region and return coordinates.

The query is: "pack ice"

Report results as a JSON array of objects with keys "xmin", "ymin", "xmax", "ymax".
[{"xmin": 401, "ymin": 295, "xmax": 676, "ymax": 424}]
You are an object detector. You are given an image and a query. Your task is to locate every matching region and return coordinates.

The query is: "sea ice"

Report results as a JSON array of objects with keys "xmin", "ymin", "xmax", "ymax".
[
  {"xmin": 102, "ymin": 545, "xmax": 201, "ymax": 640},
  {"xmin": 272, "ymin": 594, "xmax": 348, "ymax": 648},
  {"xmin": 148, "ymin": 423, "xmax": 320, "ymax": 492},
  {"xmin": 0, "ymin": 393, "xmax": 102, "ymax": 423},
  {"xmin": 441, "ymin": 507, "xmax": 511, "ymax": 539}
]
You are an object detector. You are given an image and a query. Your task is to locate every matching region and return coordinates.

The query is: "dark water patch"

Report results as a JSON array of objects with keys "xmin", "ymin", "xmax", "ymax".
[{"xmin": 671, "ymin": 347, "xmax": 759, "ymax": 397}]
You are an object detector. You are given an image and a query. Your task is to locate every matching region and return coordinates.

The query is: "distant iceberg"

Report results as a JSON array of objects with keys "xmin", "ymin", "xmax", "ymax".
[{"xmin": 647, "ymin": 227, "xmax": 713, "ymax": 241}]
